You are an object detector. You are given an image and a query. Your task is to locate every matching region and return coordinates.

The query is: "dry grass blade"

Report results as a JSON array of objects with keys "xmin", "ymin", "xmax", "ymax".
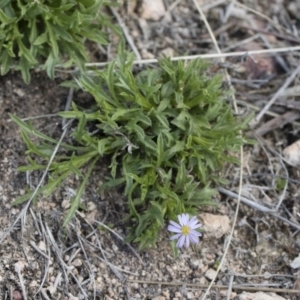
[
  {"xmin": 234, "ymin": 1, "xmax": 294, "ymax": 34},
  {"xmin": 275, "ymin": 157, "xmax": 289, "ymax": 211},
  {"xmin": 192, "ymin": 1, "xmax": 244, "ymax": 298},
  {"xmin": 0, "ymin": 121, "xmax": 71, "ymax": 246},
  {"xmin": 14, "ymin": 261, "xmax": 27, "ymax": 300},
  {"xmin": 71, "ymin": 214, "xmax": 134, "ymax": 280},
  {"xmin": 254, "ymin": 111, "xmax": 300, "ymax": 136},
  {"xmin": 53, "ymin": 45, "xmax": 300, "ymax": 71},
  {"xmin": 36, "ymin": 212, "xmax": 52, "ymax": 295},
  {"xmin": 218, "ymin": 187, "xmax": 300, "ymax": 231},
  {"xmin": 93, "ymin": 219, "xmax": 144, "ymax": 266},
  {"xmin": 126, "ymin": 278, "xmax": 300, "ymax": 294},
  {"xmin": 44, "ymin": 223, "xmax": 72, "ymax": 282},
  {"xmin": 62, "ymin": 87, "xmax": 74, "ymax": 127},
  {"xmin": 109, "ymin": 6, "xmax": 141, "ymax": 60},
  {"xmin": 226, "ymin": 275, "xmax": 234, "ymax": 300},
  {"xmin": 255, "ymin": 64, "xmax": 300, "ymax": 122},
  {"xmin": 75, "ymin": 234, "xmax": 97, "ymax": 300},
  {"xmin": 218, "ymin": 187, "xmax": 275, "ymax": 213},
  {"xmin": 94, "ymin": 237, "xmax": 124, "ymax": 281},
  {"xmin": 40, "ymin": 289, "xmax": 51, "ymax": 300}
]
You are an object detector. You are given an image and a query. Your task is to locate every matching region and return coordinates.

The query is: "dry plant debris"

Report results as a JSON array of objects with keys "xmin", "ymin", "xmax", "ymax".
[{"xmin": 1, "ymin": 0, "xmax": 300, "ymax": 299}]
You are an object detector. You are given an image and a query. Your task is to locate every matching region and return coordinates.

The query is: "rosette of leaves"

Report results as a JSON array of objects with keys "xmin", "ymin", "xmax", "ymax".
[
  {"xmin": 0, "ymin": 0, "xmax": 113, "ymax": 83},
  {"xmin": 11, "ymin": 53, "xmax": 251, "ymax": 249}
]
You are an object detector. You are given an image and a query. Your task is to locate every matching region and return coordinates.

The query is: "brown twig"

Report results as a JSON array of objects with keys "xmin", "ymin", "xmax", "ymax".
[
  {"xmin": 127, "ymin": 279, "xmax": 300, "ymax": 294},
  {"xmin": 255, "ymin": 111, "xmax": 300, "ymax": 136},
  {"xmin": 192, "ymin": 1, "xmax": 244, "ymax": 299},
  {"xmin": 256, "ymin": 64, "xmax": 300, "ymax": 122},
  {"xmin": 239, "ymin": 24, "xmax": 300, "ymax": 44}
]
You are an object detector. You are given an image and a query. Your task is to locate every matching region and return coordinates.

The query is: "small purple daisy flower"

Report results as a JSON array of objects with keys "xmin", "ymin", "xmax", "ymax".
[{"xmin": 168, "ymin": 213, "xmax": 202, "ymax": 248}]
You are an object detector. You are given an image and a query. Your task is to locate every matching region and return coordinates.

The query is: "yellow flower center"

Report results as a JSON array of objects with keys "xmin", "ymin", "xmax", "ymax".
[{"xmin": 181, "ymin": 225, "xmax": 190, "ymax": 235}]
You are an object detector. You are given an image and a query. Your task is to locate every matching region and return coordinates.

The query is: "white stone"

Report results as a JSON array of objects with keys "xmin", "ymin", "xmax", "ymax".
[
  {"xmin": 290, "ymin": 254, "xmax": 300, "ymax": 269},
  {"xmin": 205, "ymin": 268, "xmax": 217, "ymax": 280},
  {"xmin": 283, "ymin": 140, "xmax": 300, "ymax": 166},
  {"xmin": 199, "ymin": 213, "xmax": 230, "ymax": 239},
  {"xmin": 38, "ymin": 241, "xmax": 46, "ymax": 252},
  {"xmin": 239, "ymin": 292, "xmax": 286, "ymax": 300},
  {"xmin": 140, "ymin": 0, "xmax": 166, "ymax": 21},
  {"xmin": 72, "ymin": 258, "xmax": 82, "ymax": 267}
]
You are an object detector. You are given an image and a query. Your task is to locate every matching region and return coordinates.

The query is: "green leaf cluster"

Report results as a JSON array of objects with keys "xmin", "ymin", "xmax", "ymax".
[
  {"xmin": 0, "ymin": 0, "xmax": 114, "ymax": 82},
  {"xmin": 12, "ymin": 54, "xmax": 251, "ymax": 249}
]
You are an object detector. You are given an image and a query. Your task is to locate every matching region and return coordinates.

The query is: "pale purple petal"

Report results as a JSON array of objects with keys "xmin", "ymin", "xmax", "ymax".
[
  {"xmin": 177, "ymin": 214, "xmax": 185, "ymax": 226},
  {"xmin": 168, "ymin": 224, "xmax": 182, "ymax": 233},
  {"xmin": 187, "ymin": 216, "xmax": 202, "ymax": 228},
  {"xmin": 189, "ymin": 233, "xmax": 199, "ymax": 244},
  {"xmin": 187, "ymin": 216, "xmax": 197, "ymax": 226},
  {"xmin": 190, "ymin": 223, "xmax": 202, "ymax": 230},
  {"xmin": 185, "ymin": 235, "xmax": 190, "ymax": 248},
  {"xmin": 190, "ymin": 229, "xmax": 202, "ymax": 237},
  {"xmin": 169, "ymin": 220, "xmax": 181, "ymax": 229},
  {"xmin": 179, "ymin": 213, "xmax": 189, "ymax": 226},
  {"xmin": 170, "ymin": 233, "xmax": 182, "ymax": 240},
  {"xmin": 188, "ymin": 218, "xmax": 201, "ymax": 228},
  {"xmin": 177, "ymin": 235, "xmax": 186, "ymax": 248},
  {"xmin": 183, "ymin": 213, "xmax": 190, "ymax": 224},
  {"xmin": 190, "ymin": 230, "xmax": 202, "ymax": 236}
]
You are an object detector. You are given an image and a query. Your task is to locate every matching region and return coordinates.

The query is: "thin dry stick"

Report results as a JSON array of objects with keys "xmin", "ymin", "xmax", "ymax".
[
  {"xmin": 246, "ymin": 102, "xmax": 300, "ymax": 126},
  {"xmin": 254, "ymin": 111, "xmax": 300, "ymax": 136},
  {"xmin": 202, "ymin": 0, "xmax": 227, "ymax": 12},
  {"xmin": 256, "ymin": 64, "xmax": 300, "ymax": 122},
  {"xmin": 14, "ymin": 262, "xmax": 27, "ymax": 300},
  {"xmin": 259, "ymin": 34, "xmax": 289, "ymax": 72},
  {"xmin": 53, "ymin": 273, "xmax": 63, "ymax": 294},
  {"xmin": 222, "ymin": 33, "xmax": 261, "ymax": 52},
  {"xmin": 239, "ymin": 24, "xmax": 300, "ymax": 44},
  {"xmin": 192, "ymin": 1, "xmax": 244, "ymax": 299},
  {"xmin": 127, "ymin": 279, "xmax": 300, "ymax": 294},
  {"xmin": 72, "ymin": 215, "xmax": 114, "ymax": 299},
  {"xmin": 226, "ymin": 275, "xmax": 234, "ymax": 300},
  {"xmin": 75, "ymin": 230, "xmax": 97, "ymax": 300},
  {"xmin": 59, "ymin": 45, "xmax": 300, "ymax": 69},
  {"xmin": 223, "ymin": 0, "xmax": 237, "ymax": 23},
  {"xmin": 109, "ymin": 6, "xmax": 141, "ymax": 60},
  {"xmin": 234, "ymin": 1, "xmax": 291, "ymax": 34},
  {"xmin": 218, "ymin": 187, "xmax": 300, "ymax": 231},
  {"xmin": 161, "ymin": 0, "xmax": 182, "ymax": 25},
  {"xmin": 276, "ymin": 160, "xmax": 289, "ymax": 211},
  {"xmin": 44, "ymin": 223, "xmax": 72, "ymax": 282},
  {"xmin": 40, "ymin": 289, "xmax": 51, "ymax": 300},
  {"xmin": 194, "ymin": 0, "xmax": 238, "ymax": 111},
  {"xmin": 68, "ymin": 273, "xmax": 89, "ymax": 300},
  {"xmin": 93, "ymin": 219, "xmax": 144, "ymax": 266},
  {"xmin": 33, "ymin": 214, "xmax": 51, "ymax": 296},
  {"xmin": 202, "ymin": 150, "xmax": 243, "ymax": 300},
  {"xmin": 229, "ymin": 272, "xmax": 295, "ymax": 279},
  {"xmin": 0, "ymin": 121, "xmax": 72, "ymax": 245},
  {"xmin": 63, "ymin": 215, "xmax": 139, "ymax": 277},
  {"xmin": 29, "ymin": 241, "xmax": 49, "ymax": 259},
  {"xmin": 94, "ymin": 238, "xmax": 125, "ymax": 281},
  {"xmin": 218, "ymin": 186, "xmax": 275, "ymax": 213},
  {"xmin": 165, "ymin": 0, "xmax": 182, "ymax": 13},
  {"xmin": 62, "ymin": 87, "xmax": 74, "ymax": 127}
]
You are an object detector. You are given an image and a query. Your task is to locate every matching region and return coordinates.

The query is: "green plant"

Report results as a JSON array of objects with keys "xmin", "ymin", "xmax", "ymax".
[
  {"xmin": 11, "ymin": 52, "xmax": 251, "ymax": 249},
  {"xmin": 0, "ymin": 0, "xmax": 116, "ymax": 83}
]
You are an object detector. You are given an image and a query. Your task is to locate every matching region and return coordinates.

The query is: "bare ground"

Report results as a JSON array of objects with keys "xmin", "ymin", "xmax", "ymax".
[{"xmin": 1, "ymin": 1, "xmax": 300, "ymax": 299}]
